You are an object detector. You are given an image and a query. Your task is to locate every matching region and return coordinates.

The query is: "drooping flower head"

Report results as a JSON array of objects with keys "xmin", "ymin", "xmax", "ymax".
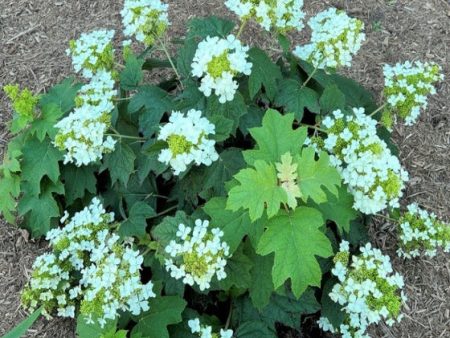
[
  {"xmin": 164, "ymin": 219, "xmax": 230, "ymax": 291},
  {"xmin": 22, "ymin": 198, "xmax": 155, "ymax": 327},
  {"xmin": 188, "ymin": 318, "xmax": 233, "ymax": 338},
  {"xmin": 191, "ymin": 35, "xmax": 252, "ymax": 103},
  {"xmin": 121, "ymin": 0, "xmax": 170, "ymax": 46},
  {"xmin": 225, "ymin": 0, "xmax": 305, "ymax": 32},
  {"xmin": 3, "ymin": 84, "xmax": 39, "ymax": 133},
  {"xmin": 318, "ymin": 241, "xmax": 406, "ymax": 337},
  {"xmin": 66, "ymin": 30, "xmax": 115, "ymax": 78},
  {"xmin": 383, "ymin": 61, "xmax": 443, "ymax": 126},
  {"xmin": 397, "ymin": 203, "xmax": 450, "ymax": 259},
  {"xmin": 322, "ymin": 108, "xmax": 409, "ymax": 214},
  {"xmin": 54, "ymin": 70, "xmax": 117, "ymax": 166},
  {"xmin": 157, "ymin": 109, "xmax": 219, "ymax": 175},
  {"xmin": 294, "ymin": 8, "xmax": 365, "ymax": 69}
]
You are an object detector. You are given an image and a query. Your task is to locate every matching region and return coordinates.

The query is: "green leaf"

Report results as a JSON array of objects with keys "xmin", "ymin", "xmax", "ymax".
[
  {"xmin": 330, "ymin": 74, "xmax": 377, "ymax": 112},
  {"xmin": 246, "ymin": 246, "xmax": 274, "ymax": 310},
  {"xmin": 30, "ymin": 104, "xmax": 64, "ymax": 141},
  {"xmin": 18, "ymin": 183, "xmax": 61, "ymax": 237},
  {"xmin": 204, "ymin": 197, "xmax": 252, "ymax": 253},
  {"xmin": 152, "ymin": 212, "xmax": 189, "ymax": 249},
  {"xmin": 76, "ymin": 315, "xmax": 117, "ymax": 338},
  {"xmin": 274, "ymin": 79, "xmax": 320, "ymax": 120},
  {"xmin": 39, "ymin": 77, "xmax": 82, "ymax": 113},
  {"xmin": 208, "ymin": 115, "xmax": 234, "ymax": 142},
  {"xmin": 227, "ymin": 160, "xmax": 287, "ymax": 222},
  {"xmin": 312, "ymin": 186, "xmax": 358, "ymax": 234},
  {"xmin": 277, "ymin": 34, "xmax": 290, "ymax": 54},
  {"xmin": 236, "ymin": 321, "xmax": 276, "ymax": 338},
  {"xmin": 133, "ymin": 295, "xmax": 186, "ymax": 338},
  {"xmin": 3, "ymin": 306, "xmax": 42, "ymax": 338},
  {"xmin": 187, "ymin": 16, "xmax": 235, "ymax": 39},
  {"xmin": 61, "ymin": 164, "xmax": 97, "ymax": 204},
  {"xmin": 128, "ymin": 85, "xmax": 172, "ymax": 137},
  {"xmin": 248, "ymin": 48, "xmax": 282, "ymax": 100},
  {"xmin": 205, "ymin": 92, "xmax": 247, "ymax": 133},
  {"xmin": 201, "ymin": 148, "xmax": 245, "ymax": 197},
  {"xmin": 244, "ymin": 109, "xmax": 307, "ymax": 165},
  {"xmin": 0, "ymin": 174, "xmax": 20, "ymax": 223},
  {"xmin": 215, "ymin": 244, "xmax": 253, "ymax": 291},
  {"xmin": 120, "ymin": 54, "xmax": 145, "ymax": 90},
  {"xmin": 233, "ymin": 288, "xmax": 320, "ymax": 333},
  {"xmin": 119, "ymin": 201, "xmax": 155, "ymax": 238},
  {"xmin": 102, "ymin": 142, "xmax": 136, "ymax": 187},
  {"xmin": 319, "ymin": 84, "xmax": 346, "ymax": 113},
  {"xmin": 21, "ymin": 137, "xmax": 62, "ymax": 195},
  {"xmin": 257, "ymin": 207, "xmax": 333, "ymax": 298},
  {"xmin": 320, "ymin": 278, "xmax": 345, "ymax": 328},
  {"xmin": 296, "ymin": 148, "xmax": 341, "ymax": 204},
  {"xmin": 176, "ymin": 38, "xmax": 198, "ymax": 79}
]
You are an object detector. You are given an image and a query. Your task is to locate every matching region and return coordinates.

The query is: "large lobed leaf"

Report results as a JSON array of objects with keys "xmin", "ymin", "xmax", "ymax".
[{"xmin": 257, "ymin": 207, "xmax": 333, "ymax": 298}]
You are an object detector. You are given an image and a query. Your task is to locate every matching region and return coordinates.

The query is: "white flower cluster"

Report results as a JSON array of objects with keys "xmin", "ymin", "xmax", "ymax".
[
  {"xmin": 22, "ymin": 198, "xmax": 155, "ymax": 327},
  {"xmin": 224, "ymin": 0, "xmax": 305, "ymax": 32},
  {"xmin": 191, "ymin": 35, "xmax": 252, "ymax": 103},
  {"xmin": 158, "ymin": 109, "xmax": 219, "ymax": 175},
  {"xmin": 164, "ymin": 219, "xmax": 230, "ymax": 291},
  {"xmin": 121, "ymin": 0, "xmax": 170, "ymax": 46},
  {"xmin": 322, "ymin": 108, "xmax": 409, "ymax": 214},
  {"xmin": 188, "ymin": 318, "xmax": 233, "ymax": 338},
  {"xmin": 66, "ymin": 30, "xmax": 115, "ymax": 78},
  {"xmin": 294, "ymin": 8, "xmax": 365, "ymax": 69},
  {"xmin": 54, "ymin": 70, "xmax": 117, "ymax": 166},
  {"xmin": 318, "ymin": 241, "xmax": 406, "ymax": 337},
  {"xmin": 397, "ymin": 203, "xmax": 450, "ymax": 259},
  {"xmin": 383, "ymin": 61, "xmax": 443, "ymax": 125}
]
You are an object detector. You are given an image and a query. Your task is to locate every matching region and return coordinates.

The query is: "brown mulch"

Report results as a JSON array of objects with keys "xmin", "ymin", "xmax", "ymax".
[{"xmin": 0, "ymin": 0, "xmax": 449, "ymax": 337}]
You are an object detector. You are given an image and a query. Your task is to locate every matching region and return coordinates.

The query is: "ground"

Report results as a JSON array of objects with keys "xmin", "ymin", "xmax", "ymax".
[{"xmin": 0, "ymin": 0, "xmax": 449, "ymax": 337}]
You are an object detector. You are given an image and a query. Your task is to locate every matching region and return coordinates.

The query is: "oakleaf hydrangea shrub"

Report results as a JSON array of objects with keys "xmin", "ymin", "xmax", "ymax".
[{"xmin": 0, "ymin": 0, "xmax": 446, "ymax": 337}]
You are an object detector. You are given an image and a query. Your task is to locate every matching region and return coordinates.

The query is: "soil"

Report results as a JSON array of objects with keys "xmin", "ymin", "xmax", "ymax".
[{"xmin": 0, "ymin": 1, "xmax": 449, "ymax": 337}]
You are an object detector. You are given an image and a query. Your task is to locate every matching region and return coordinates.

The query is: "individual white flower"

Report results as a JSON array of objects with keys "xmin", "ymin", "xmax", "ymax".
[
  {"xmin": 121, "ymin": 0, "xmax": 170, "ymax": 46},
  {"xmin": 22, "ymin": 198, "xmax": 156, "ymax": 327},
  {"xmin": 157, "ymin": 109, "xmax": 219, "ymax": 175},
  {"xmin": 383, "ymin": 61, "xmax": 443, "ymax": 125},
  {"xmin": 225, "ymin": 0, "xmax": 305, "ymax": 32},
  {"xmin": 322, "ymin": 108, "xmax": 409, "ymax": 214},
  {"xmin": 66, "ymin": 30, "xmax": 115, "ymax": 78},
  {"xmin": 54, "ymin": 71, "xmax": 117, "ymax": 166},
  {"xmin": 188, "ymin": 317, "xmax": 234, "ymax": 338},
  {"xmin": 294, "ymin": 8, "xmax": 365, "ymax": 69},
  {"xmin": 164, "ymin": 220, "xmax": 230, "ymax": 291},
  {"xmin": 397, "ymin": 203, "xmax": 450, "ymax": 258},
  {"xmin": 191, "ymin": 35, "xmax": 252, "ymax": 103},
  {"xmin": 319, "ymin": 242, "xmax": 405, "ymax": 337}
]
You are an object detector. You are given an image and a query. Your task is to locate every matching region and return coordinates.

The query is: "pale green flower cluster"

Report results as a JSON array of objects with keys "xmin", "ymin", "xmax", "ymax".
[
  {"xmin": 224, "ymin": 0, "xmax": 305, "ymax": 32},
  {"xmin": 121, "ymin": 0, "xmax": 170, "ymax": 46},
  {"xmin": 21, "ymin": 198, "xmax": 155, "ymax": 327},
  {"xmin": 397, "ymin": 203, "xmax": 450, "ymax": 259},
  {"xmin": 318, "ymin": 241, "xmax": 406, "ymax": 338},
  {"xmin": 383, "ymin": 61, "xmax": 443, "ymax": 126},
  {"xmin": 66, "ymin": 30, "xmax": 116, "ymax": 79},
  {"xmin": 164, "ymin": 219, "xmax": 230, "ymax": 291},
  {"xmin": 3, "ymin": 84, "xmax": 39, "ymax": 133},
  {"xmin": 294, "ymin": 8, "xmax": 365, "ymax": 69},
  {"xmin": 322, "ymin": 108, "xmax": 409, "ymax": 214}
]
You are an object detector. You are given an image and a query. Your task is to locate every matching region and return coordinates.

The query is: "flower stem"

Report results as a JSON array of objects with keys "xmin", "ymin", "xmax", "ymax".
[
  {"xmin": 375, "ymin": 213, "xmax": 398, "ymax": 223},
  {"xmin": 236, "ymin": 19, "xmax": 248, "ymax": 39},
  {"xmin": 299, "ymin": 123, "xmax": 327, "ymax": 133},
  {"xmin": 225, "ymin": 299, "xmax": 233, "ymax": 330},
  {"xmin": 301, "ymin": 66, "xmax": 318, "ymax": 89},
  {"xmin": 158, "ymin": 37, "xmax": 184, "ymax": 90},
  {"xmin": 150, "ymin": 205, "xmax": 178, "ymax": 219},
  {"xmin": 106, "ymin": 127, "xmax": 146, "ymax": 141},
  {"xmin": 369, "ymin": 103, "xmax": 387, "ymax": 117}
]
